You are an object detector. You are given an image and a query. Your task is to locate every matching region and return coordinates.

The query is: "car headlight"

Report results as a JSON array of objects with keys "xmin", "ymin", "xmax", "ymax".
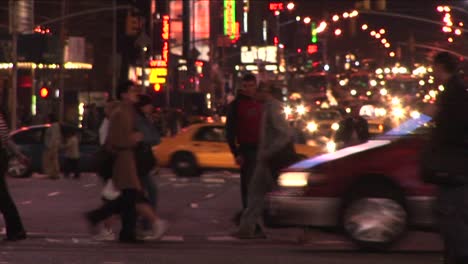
[
  {"xmin": 392, "ymin": 107, "xmax": 405, "ymax": 118},
  {"xmin": 331, "ymin": 122, "xmax": 340, "ymax": 131},
  {"xmin": 296, "ymin": 105, "xmax": 306, "ymax": 116},
  {"xmin": 410, "ymin": 110, "xmax": 421, "ymax": 119},
  {"xmin": 278, "ymin": 172, "xmax": 309, "ymax": 187},
  {"xmin": 307, "ymin": 121, "xmax": 318, "ymax": 132},
  {"xmin": 326, "ymin": 141, "xmax": 337, "ymax": 153},
  {"xmin": 284, "ymin": 106, "xmax": 293, "ymax": 116}
]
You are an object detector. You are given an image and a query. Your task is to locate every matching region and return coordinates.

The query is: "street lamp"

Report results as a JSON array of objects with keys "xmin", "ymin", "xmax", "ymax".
[
  {"xmin": 286, "ymin": 2, "xmax": 295, "ymax": 11},
  {"xmin": 303, "ymin": 17, "xmax": 311, "ymax": 24}
]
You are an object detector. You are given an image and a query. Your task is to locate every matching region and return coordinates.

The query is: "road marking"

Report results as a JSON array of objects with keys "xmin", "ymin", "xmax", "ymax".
[
  {"xmin": 204, "ymin": 193, "xmax": 215, "ymax": 199},
  {"xmin": 313, "ymin": 240, "xmax": 349, "ymax": 245},
  {"xmin": 189, "ymin": 203, "xmax": 199, "ymax": 208},
  {"xmin": 201, "ymin": 178, "xmax": 225, "ymax": 184},
  {"xmin": 206, "ymin": 235, "xmax": 238, "ymax": 241},
  {"xmin": 83, "ymin": 184, "xmax": 96, "ymax": 188},
  {"xmin": 205, "ymin": 184, "xmax": 223, "ymax": 188},
  {"xmin": 173, "ymin": 183, "xmax": 189, "ymax": 188},
  {"xmin": 45, "ymin": 238, "xmax": 63, "ymax": 243},
  {"xmin": 160, "ymin": 235, "xmax": 184, "ymax": 242},
  {"xmin": 47, "ymin": 192, "xmax": 61, "ymax": 197},
  {"xmin": 20, "ymin": 200, "xmax": 32, "ymax": 205}
]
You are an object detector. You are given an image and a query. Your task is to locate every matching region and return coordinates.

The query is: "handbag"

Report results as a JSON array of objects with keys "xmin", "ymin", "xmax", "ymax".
[
  {"xmin": 420, "ymin": 144, "xmax": 468, "ymax": 186},
  {"xmin": 101, "ymin": 179, "xmax": 120, "ymax": 201},
  {"xmin": 267, "ymin": 141, "xmax": 300, "ymax": 174}
]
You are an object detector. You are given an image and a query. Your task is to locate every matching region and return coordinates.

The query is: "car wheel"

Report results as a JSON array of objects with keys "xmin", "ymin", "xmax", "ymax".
[
  {"xmin": 171, "ymin": 152, "xmax": 200, "ymax": 177},
  {"xmin": 7, "ymin": 157, "xmax": 32, "ymax": 178},
  {"xmin": 341, "ymin": 180, "xmax": 407, "ymax": 250}
]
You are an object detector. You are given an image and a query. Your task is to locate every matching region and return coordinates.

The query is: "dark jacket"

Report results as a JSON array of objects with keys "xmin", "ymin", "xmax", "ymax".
[
  {"xmin": 335, "ymin": 116, "xmax": 370, "ymax": 146},
  {"xmin": 225, "ymin": 93, "xmax": 263, "ymax": 157},
  {"xmin": 432, "ymin": 75, "xmax": 468, "ymax": 148}
]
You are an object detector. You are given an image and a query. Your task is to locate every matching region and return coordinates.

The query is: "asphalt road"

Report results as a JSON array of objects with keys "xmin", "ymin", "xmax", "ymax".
[{"xmin": 0, "ymin": 169, "xmax": 443, "ymax": 264}]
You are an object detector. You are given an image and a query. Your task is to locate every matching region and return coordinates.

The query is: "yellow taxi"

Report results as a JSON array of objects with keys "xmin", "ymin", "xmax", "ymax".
[{"xmin": 153, "ymin": 123, "xmax": 324, "ymax": 177}]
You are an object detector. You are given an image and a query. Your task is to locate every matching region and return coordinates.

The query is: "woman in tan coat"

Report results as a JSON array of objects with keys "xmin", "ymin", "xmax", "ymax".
[{"xmin": 86, "ymin": 81, "xmax": 167, "ymax": 243}]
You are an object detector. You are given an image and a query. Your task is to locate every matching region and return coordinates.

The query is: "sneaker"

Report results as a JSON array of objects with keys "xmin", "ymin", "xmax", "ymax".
[
  {"xmin": 136, "ymin": 228, "xmax": 154, "ymax": 240},
  {"xmin": 144, "ymin": 219, "xmax": 168, "ymax": 241},
  {"xmin": 92, "ymin": 228, "xmax": 116, "ymax": 241}
]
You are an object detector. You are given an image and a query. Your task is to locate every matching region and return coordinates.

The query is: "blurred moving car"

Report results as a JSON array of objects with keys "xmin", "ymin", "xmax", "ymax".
[
  {"xmin": 264, "ymin": 114, "xmax": 435, "ymax": 250},
  {"xmin": 153, "ymin": 123, "xmax": 324, "ymax": 177},
  {"xmin": 7, "ymin": 124, "xmax": 99, "ymax": 178},
  {"xmin": 305, "ymin": 109, "xmax": 343, "ymax": 137}
]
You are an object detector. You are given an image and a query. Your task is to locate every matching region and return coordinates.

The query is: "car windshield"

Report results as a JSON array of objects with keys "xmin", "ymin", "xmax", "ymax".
[{"xmin": 381, "ymin": 114, "xmax": 432, "ymax": 137}]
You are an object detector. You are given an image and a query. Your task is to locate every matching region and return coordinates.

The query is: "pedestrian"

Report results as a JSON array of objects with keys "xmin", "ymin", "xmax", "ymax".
[
  {"xmin": 85, "ymin": 81, "xmax": 166, "ymax": 243},
  {"xmin": 85, "ymin": 81, "xmax": 144, "ymax": 243},
  {"xmin": 235, "ymin": 82, "xmax": 296, "ymax": 239},
  {"xmin": 92, "ymin": 100, "xmax": 122, "ymax": 241},
  {"xmin": 0, "ymin": 109, "xmax": 27, "ymax": 241},
  {"xmin": 62, "ymin": 129, "xmax": 80, "ymax": 179},
  {"xmin": 134, "ymin": 94, "xmax": 168, "ymax": 238},
  {"xmin": 42, "ymin": 113, "xmax": 62, "ymax": 180},
  {"xmin": 335, "ymin": 106, "xmax": 369, "ymax": 148},
  {"xmin": 421, "ymin": 52, "xmax": 468, "ymax": 264},
  {"xmin": 226, "ymin": 73, "xmax": 263, "ymax": 223}
]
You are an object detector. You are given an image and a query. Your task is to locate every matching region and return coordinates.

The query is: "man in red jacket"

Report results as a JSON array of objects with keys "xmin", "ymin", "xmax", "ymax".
[{"xmin": 226, "ymin": 74, "xmax": 263, "ymax": 219}]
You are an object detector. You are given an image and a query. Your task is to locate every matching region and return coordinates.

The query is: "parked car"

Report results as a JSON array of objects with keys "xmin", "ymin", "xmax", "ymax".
[
  {"xmin": 153, "ymin": 123, "xmax": 324, "ymax": 177},
  {"xmin": 264, "ymin": 114, "xmax": 435, "ymax": 250},
  {"xmin": 7, "ymin": 124, "xmax": 99, "ymax": 178}
]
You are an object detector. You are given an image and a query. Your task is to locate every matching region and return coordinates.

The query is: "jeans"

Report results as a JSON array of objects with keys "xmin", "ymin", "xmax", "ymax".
[{"xmin": 239, "ymin": 146, "xmax": 258, "ymax": 209}]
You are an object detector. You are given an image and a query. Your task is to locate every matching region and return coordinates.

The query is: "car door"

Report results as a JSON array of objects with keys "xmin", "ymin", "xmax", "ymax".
[
  {"xmin": 10, "ymin": 127, "xmax": 45, "ymax": 171},
  {"xmin": 191, "ymin": 126, "xmax": 236, "ymax": 168}
]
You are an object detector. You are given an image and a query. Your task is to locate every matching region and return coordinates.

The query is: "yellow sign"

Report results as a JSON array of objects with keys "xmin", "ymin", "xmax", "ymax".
[{"xmin": 149, "ymin": 68, "xmax": 168, "ymax": 84}]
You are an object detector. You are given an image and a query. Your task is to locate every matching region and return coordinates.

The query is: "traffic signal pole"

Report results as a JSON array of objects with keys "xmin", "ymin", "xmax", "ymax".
[
  {"xmin": 58, "ymin": 0, "xmax": 66, "ymax": 122},
  {"xmin": 11, "ymin": 21, "xmax": 17, "ymax": 129}
]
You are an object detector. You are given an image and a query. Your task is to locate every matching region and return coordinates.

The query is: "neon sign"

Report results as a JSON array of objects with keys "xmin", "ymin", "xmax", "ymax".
[
  {"xmin": 269, "ymin": 3, "xmax": 284, "ymax": 11},
  {"xmin": 162, "ymin": 15, "xmax": 170, "ymax": 63},
  {"xmin": 224, "ymin": 0, "xmax": 236, "ymax": 40}
]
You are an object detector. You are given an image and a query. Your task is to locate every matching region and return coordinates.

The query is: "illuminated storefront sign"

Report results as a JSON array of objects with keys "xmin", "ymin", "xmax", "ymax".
[
  {"xmin": 224, "ymin": 0, "xmax": 236, "ymax": 40},
  {"xmin": 148, "ymin": 60, "xmax": 168, "ymax": 84},
  {"xmin": 240, "ymin": 46, "xmax": 278, "ymax": 64}
]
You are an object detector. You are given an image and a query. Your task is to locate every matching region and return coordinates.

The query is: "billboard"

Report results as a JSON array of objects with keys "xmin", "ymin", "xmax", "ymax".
[
  {"xmin": 241, "ymin": 46, "xmax": 278, "ymax": 64},
  {"xmin": 170, "ymin": 0, "xmax": 210, "ymax": 61}
]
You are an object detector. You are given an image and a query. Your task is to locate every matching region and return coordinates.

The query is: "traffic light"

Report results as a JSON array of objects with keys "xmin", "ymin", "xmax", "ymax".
[
  {"xmin": 39, "ymin": 87, "xmax": 49, "ymax": 98},
  {"xmin": 307, "ymin": 44, "xmax": 318, "ymax": 54},
  {"xmin": 126, "ymin": 11, "xmax": 140, "ymax": 36},
  {"xmin": 311, "ymin": 22, "xmax": 318, "ymax": 43}
]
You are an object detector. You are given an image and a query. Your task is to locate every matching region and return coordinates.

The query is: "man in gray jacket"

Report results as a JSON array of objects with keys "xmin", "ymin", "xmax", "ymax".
[{"xmin": 235, "ymin": 82, "xmax": 294, "ymax": 239}]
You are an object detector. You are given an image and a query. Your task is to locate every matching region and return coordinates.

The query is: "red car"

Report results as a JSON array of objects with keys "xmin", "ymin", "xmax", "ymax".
[{"xmin": 265, "ymin": 114, "xmax": 436, "ymax": 249}]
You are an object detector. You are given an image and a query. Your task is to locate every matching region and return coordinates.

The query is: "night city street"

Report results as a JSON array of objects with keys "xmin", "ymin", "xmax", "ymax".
[
  {"xmin": 0, "ymin": 0, "xmax": 467, "ymax": 263},
  {"xmin": 0, "ymin": 170, "xmax": 442, "ymax": 264}
]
